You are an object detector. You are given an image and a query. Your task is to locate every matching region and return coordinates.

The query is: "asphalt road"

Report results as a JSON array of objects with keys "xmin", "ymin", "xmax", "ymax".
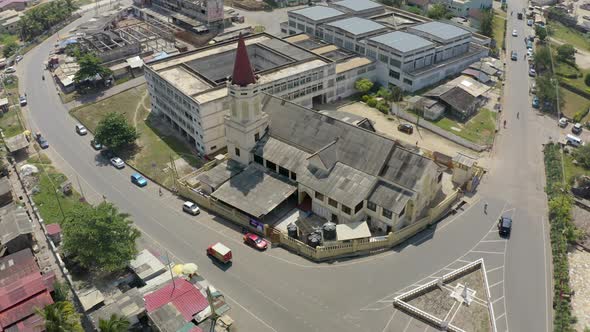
[{"xmin": 17, "ymin": 6, "xmax": 554, "ymax": 331}]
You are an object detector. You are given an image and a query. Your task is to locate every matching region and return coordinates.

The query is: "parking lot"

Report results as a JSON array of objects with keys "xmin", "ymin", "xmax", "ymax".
[{"xmin": 359, "ymin": 202, "xmax": 514, "ymax": 332}]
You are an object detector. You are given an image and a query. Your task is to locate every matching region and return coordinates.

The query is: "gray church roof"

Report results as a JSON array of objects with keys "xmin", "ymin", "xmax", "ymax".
[
  {"xmin": 368, "ymin": 181, "xmax": 414, "ymax": 214},
  {"xmin": 332, "ymin": 0, "xmax": 383, "ymax": 12},
  {"xmin": 379, "ymin": 146, "xmax": 437, "ymax": 191}
]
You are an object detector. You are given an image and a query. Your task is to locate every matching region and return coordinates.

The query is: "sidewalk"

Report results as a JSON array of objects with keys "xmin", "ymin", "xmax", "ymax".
[{"xmin": 64, "ymin": 76, "xmax": 146, "ymax": 110}]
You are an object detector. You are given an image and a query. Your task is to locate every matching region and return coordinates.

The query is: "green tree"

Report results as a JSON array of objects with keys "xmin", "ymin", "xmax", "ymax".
[
  {"xmin": 355, "ymin": 78, "xmax": 374, "ymax": 94},
  {"xmin": 557, "ymin": 44, "xmax": 576, "ymax": 63},
  {"xmin": 381, "ymin": 0, "xmax": 403, "ymax": 7},
  {"xmin": 2, "ymin": 41, "xmax": 18, "ymax": 58},
  {"xmin": 99, "ymin": 314, "xmax": 130, "ymax": 332},
  {"xmin": 405, "ymin": 5, "xmax": 423, "ymax": 15},
  {"xmin": 95, "ymin": 112, "xmax": 139, "ymax": 151},
  {"xmin": 427, "ymin": 3, "xmax": 448, "ymax": 19},
  {"xmin": 534, "ymin": 45, "xmax": 552, "ymax": 72},
  {"xmin": 479, "ymin": 8, "xmax": 494, "ymax": 37},
  {"xmin": 36, "ymin": 301, "xmax": 83, "ymax": 332},
  {"xmin": 536, "ymin": 74, "xmax": 562, "ymax": 113},
  {"xmin": 573, "ymin": 144, "xmax": 590, "ymax": 169},
  {"xmin": 18, "ymin": 0, "xmax": 76, "ymax": 40},
  {"xmin": 74, "ymin": 53, "xmax": 112, "ymax": 83},
  {"xmin": 62, "ymin": 202, "xmax": 140, "ymax": 272},
  {"xmin": 535, "ymin": 25, "xmax": 547, "ymax": 42},
  {"xmin": 52, "ymin": 281, "xmax": 69, "ymax": 302},
  {"xmin": 391, "ymin": 86, "xmax": 403, "ymax": 102},
  {"xmin": 585, "ymin": 73, "xmax": 590, "ymax": 86}
]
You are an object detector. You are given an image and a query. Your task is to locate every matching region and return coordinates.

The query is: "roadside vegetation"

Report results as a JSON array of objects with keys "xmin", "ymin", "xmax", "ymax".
[
  {"xmin": 492, "ymin": 13, "xmax": 506, "ymax": 53},
  {"xmin": 0, "ymin": 76, "xmax": 25, "ymax": 138},
  {"xmin": 431, "ymin": 108, "xmax": 496, "ymax": 145},
  {"xmin": 28, "ymin": 153, "xmax": 140, "ymax": 273},
  {"xmin": 70, "ymin": 85, "xmax": 204, "ymax": 189},
  {"xmin": 18, "ymin": 0, "xmax": 78, "ymax": 41},
  {"xmin": 355, "ymin": 78, "xmax": 402, "ymax": 115},
  {"xmin": 548, "ymin": 21, "xmax": 590, "ymax": 52},
  {"xmin": 544, "ymin": 143, "xmax": 581, "ymax": 332}
]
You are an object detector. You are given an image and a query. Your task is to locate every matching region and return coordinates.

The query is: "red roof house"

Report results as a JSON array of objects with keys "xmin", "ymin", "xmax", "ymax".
[{"xmin": 0, "ymin": 250, "xmax": 55, "ymax": 331}]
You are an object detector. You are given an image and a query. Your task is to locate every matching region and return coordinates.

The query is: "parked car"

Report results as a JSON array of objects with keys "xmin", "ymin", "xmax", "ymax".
[
  {"xmin": 528, "ymin": 68, "xmax": 536, "ymax": 77},
  {"xmin": 110, "ymin": 157, "xmax": 125, "ymax": 169},
  {"xmin": 4, "ymin": 66, "xmax": 15, "ymax": 74},
  {"xmin": 397, "ymin": 123, "xmax": 413, "ymax": 134},
  {"xmin": 90, "ymin": 139, "xmax": 102, "ymax": 150},
  {"xmin": 512, "ymin": 29, "xmax": 518, "ymax": 37},
  {"xmin": 511, "ymin": 51, "xmax": 518, "ymax": 61},
  {"xmin": 15, "ymin": 55, "xmax": 22, "ymax": 63},
  {"xmin": 182, "ymin": 201, "xmax": 200, "ymax": 215},
  {"xmin": 35, "ymin": 133, "xmax": 48, "ymax": 149},
  {"xmin": 566, "ymin": 134, "xmax": 583, "ymax": 147},
  {"xmin": 243, "ymin": 233, "xmax": 268, "ymax": 250},
  {"xmin": 532, "ymin": 96, "xmax": 539, "ymax": 108},
  {"xmin": 75, "ymin": 124, "xmax": 87, "ymax": 135},
  {"xmin": 527, "ymin": 49, "xmax": 534, "ymax": 57},
  {"xmin": 559, "ymin": 117, "xmax": 568, "ymax": 128},
  {"xmin": 130, "ymin": 173, "xmax": 148, "ymax": 187},
  {"xmin": 527, "ymin": 19, "xmax": 534, "ymax": 26},
  {"xmin": 572, "ymin": 123, "xmax": 583, "ymax": 134},
  {"xmin": 19, "ymin": 95, "xmax": 27, "ymax": 106},
  {"xmin": 498, "ymin": 216, "xmax": 512, "ymax": 237},
  {"xmin": 207, "ymin": 242, "xmax": 232, "ymax": 264}
]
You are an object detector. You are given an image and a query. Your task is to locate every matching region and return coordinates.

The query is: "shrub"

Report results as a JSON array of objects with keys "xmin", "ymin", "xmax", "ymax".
[
  {"xmin": 361, "ymin": 95, "xmax": 370, "ymax": 103},
  {"xmin": 585, "ymin": 73, "xmax": 590, "ymax": 87},
  {"xmin": 377, "ymin": 101, "xmax": 389, "ymax": 114},
  {"xmin": 367, "ymin": 98, "xmax": 377, "ymax": 108},
  {"xmin": 573, "ymin": 108, "xmax": 589, "ymax": 123}
]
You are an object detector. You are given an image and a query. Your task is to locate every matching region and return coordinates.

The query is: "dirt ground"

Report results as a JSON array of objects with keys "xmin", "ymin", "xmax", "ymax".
[
  {"xmin": 569, "ymin": 249, "xmax": 590, "ymax": 331},
  {"xmin": 320, "ymin": 102, "xmax": 482, "ymax": 159}
]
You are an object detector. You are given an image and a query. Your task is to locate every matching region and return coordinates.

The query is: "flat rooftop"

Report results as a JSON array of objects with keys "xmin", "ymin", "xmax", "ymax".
[
  {"xmin": 370, "ymin": 31, "xmax": 433, "ymax": 53},
  {"xmin": 325, "ymin": 17, "xmax": 387, "ymax": 36},
  {"xmin": 335, "ymin": 57, "xmax": 372, "ymax": 73},
  {"xmin": 332, "ymin": 0, "xmax": 384, "ymax": 12},
  {"xmin": 149, "ymin": 33, "xmax": 331, "ymax": 102},
  {"xmin": 211, "ymin": 164, "xmax": 297, "ymax": 219},
  {"xmin": 289, "ymin": 6, "xmax": 346, "ymax": 22},
  {"xmin": 409, "ymin": 21, "xmax": 470, "ymax": 41}
]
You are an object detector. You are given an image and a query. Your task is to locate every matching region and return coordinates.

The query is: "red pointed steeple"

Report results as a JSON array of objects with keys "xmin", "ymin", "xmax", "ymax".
[{"xmin": 231, "ymin": 34, "xmax": 257, "ymax": 87}]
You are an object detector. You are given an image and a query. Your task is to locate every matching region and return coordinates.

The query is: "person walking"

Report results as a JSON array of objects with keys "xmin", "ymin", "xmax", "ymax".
[
  {"xmin": 517, "ymin": 112, "xmax": 520, "ymax": 119},
  {"xmin": 484, "ymin": 202, "xmax": 488, "ymax": 214}
]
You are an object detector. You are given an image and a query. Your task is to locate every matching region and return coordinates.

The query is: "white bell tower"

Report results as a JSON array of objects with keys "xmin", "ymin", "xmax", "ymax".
[{"xmin": 225, "ymin": 34, "xmax": 268, "ymax": 165}]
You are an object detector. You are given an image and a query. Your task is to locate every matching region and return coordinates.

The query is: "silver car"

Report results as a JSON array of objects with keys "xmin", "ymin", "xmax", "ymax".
[
  {"xmin": 182, "ymin": 201, "xmax": 200, "ymax": 215},
  {"xmin": 75, "ymin": 124, "xmax": 87, "ymax": 135},
  {"xmin": 110, "ymin": 157, "xmax": 125, "ymax": 169}
]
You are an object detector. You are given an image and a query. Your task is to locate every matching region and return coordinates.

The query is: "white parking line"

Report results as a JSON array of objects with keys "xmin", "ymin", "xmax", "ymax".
[
  {"xmin": 489, "ymin": 280, "xmax": 504, "ymax": 289},
  {"xmin": 486, "ymin": 266, "xmax": 503, "ymax": 273},
  {"xmin": 495, "ymin": 312, "xmax": 506, "ymax": 321},
  {"xmin": 492, "ymin": 296, "xmax": 505, "ymax": 305},
  {"xmin": 470, "ymin": 250, "xmax": 505, "ymax": 255},
  {"xmin": 381, "ymin": 310, "xmax": 398, "ymax": 332},
  {"xmin": 402, "ymin": 318, "xmax": 414, "ymax": 332}
]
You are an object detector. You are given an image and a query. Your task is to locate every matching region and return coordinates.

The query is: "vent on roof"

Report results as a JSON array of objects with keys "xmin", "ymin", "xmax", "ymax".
[{"xmin": 339, "ymin": 178, "xmax": 351, "ymax": 190}]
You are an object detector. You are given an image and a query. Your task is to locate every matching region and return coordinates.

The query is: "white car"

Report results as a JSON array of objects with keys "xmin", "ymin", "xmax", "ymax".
[
  {"xmin": 75, "ymin": 124, "xmax": 87, "ymax": 135},
  {"xmin": 182, "ymin": 201, "xmax": 200, "ymax": 215},
  {"xmin": 512, "ymin": 29, "xmax": 518, "ymax": 37},
  {"xmin": 527, "ymin": 49, "xmax": 534, "ymax": 57},
  {"xmin": 4, "ymin": 66, "xmax": 15, "ymax": 73},
  {"xmin": 559, "ymin": 117, "xmax": 568, "ymax": 128},
  {"xmin": 110, "ymin": 157, "xmax": 125, "ymax": 169}
]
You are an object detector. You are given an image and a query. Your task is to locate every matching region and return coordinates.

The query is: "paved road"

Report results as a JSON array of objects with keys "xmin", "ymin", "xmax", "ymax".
[{"xmin": 17, "ymin": 6, "xmax": 554, "ymax": 332}]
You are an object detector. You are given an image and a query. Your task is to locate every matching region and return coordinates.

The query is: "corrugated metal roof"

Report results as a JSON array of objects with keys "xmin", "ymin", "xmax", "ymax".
[
  {"xmin": 45, "ymin": 223, "xmax": 61, "ymax": 235},
  {"xmin": 410, "ymin": 21, "xmax": 470, "ymax": 41},
  {"xmin": 290, "ymin": 6, "xmax": 345, "ymax": 21},
  {"xmin": 0, "ymin": 272, "xmax": 55, "ymax": 311},
  {"xmin": 332, "ymin": 0, "xmax": 383, "ymax": 12},
  {"xmin": 326, "ymin": 17, "xmax": 386, "ymax": 36},
  {"xmin": 0, "ymin": 291, "xmax": 53, "ymax": 328},
  {"xmin": 370, "ymin": 31, "xmax": 433, "ymax": 53},
  {"xmin": 368, "ymin": 181, "xmax": 414, "ymax": 214},
  {"xmin": 144, "ymin": 278, "xmax": 208, "ymax": 321},
  {"xmin": 0, "ymin": 249, "xmax": 36, "ymax": 287}
]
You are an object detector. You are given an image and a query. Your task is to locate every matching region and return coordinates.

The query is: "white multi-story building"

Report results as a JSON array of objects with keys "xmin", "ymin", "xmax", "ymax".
[{"xmin": 144, "ymin": 33, "xmax": 374, "ymax": 155}]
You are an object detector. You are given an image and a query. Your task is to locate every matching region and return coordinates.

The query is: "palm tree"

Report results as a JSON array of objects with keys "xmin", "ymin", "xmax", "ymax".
[
  {"xmin": 98, "ymin": 314, "xmax": 130, "ymax": 332},
  {"xmin": 36, "ymin": 301, "xmax": 83, "ymax": 332}
]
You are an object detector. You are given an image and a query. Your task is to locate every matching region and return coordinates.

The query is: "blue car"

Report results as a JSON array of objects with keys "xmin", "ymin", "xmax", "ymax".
[
  {"xmin": 532, "ymin": 96, "xmax": 540, "ymax": 108},
  {"xmin": 131, "ymin": 173, "xmax": 148, "ymax": 187}
]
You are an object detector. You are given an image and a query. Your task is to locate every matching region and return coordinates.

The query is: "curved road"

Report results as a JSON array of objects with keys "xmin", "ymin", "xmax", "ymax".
[{"xmin": 18, "ymin": 5, "xmax": 553, "ymax": 331}]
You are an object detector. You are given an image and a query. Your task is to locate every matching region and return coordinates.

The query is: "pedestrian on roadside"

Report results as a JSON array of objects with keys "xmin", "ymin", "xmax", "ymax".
[
  {"xmin": 517, "ymin": 112, "xmax": 519, "ymax": 119},
  {"xmin": 158, "ymin": 188, "xmax": 162, "ymax": 196},
  {"xmin": 416, "ymin": 141, "xmax": 418, "ymax": 146},
  {"xmin": 484, "ymin": 203, "xmax": 488, "ymax": 214}
]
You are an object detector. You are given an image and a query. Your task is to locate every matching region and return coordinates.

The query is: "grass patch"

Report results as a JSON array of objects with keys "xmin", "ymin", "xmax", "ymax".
[
  {"xmin": 0, "ymin": 76, "xmax": 24, "ymax": 138},
  {"xmin": 432, "ymin": 108, "xmax": 497, "ymax": 145},
  {"xmin": 493, "ymin": 14, "xmax": 506, "ymax": 51},
  {"xmin": 28, "ymin": 153, "xmax": 84, "ymax": 225},
  {"xmin": 549, "ymin": 21, "xmax": 590, "ymax": 52},
  {"xmin": 59, "ymin": 91, "xmax": 80, "ymax": 104},
  {"xmin": 555, "ymin": 61, "xmax": 580, "ymax": 78},
  {"xmin": 559, "ymin": 88, "xmax": 590, "ymax": 119},
  {"xmin": 560, "ymin": 67, "xmax": 590, "ymax": 94},
  {"xmin": 71, "ymin": 85, "xmax": 204, "ymax": 189},
  {"xmin": 563, "ymin": 153, "xmax": 590, "ymax": 184}
]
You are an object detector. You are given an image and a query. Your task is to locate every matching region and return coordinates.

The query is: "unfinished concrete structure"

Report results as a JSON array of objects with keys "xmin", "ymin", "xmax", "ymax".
[
  {"xmin": 149, "ymin": 0, "xmax": 225, "ymax": 28},
  {"xmin": 79, "ymin": 20, "xmax": 178, "ymax": 63}
]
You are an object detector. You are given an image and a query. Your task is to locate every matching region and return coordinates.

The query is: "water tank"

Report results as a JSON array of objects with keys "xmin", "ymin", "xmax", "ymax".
[
  {"xmin": 322, "ymin": 222, "xmax": 337, "ymax": 241},
  {"xmin": 308, "ymin": 233, "xmax": 321, "ymax": 248},
  {"xmin": 287, "ymin": 223, "xmax": 298, "ymax": 239}
]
